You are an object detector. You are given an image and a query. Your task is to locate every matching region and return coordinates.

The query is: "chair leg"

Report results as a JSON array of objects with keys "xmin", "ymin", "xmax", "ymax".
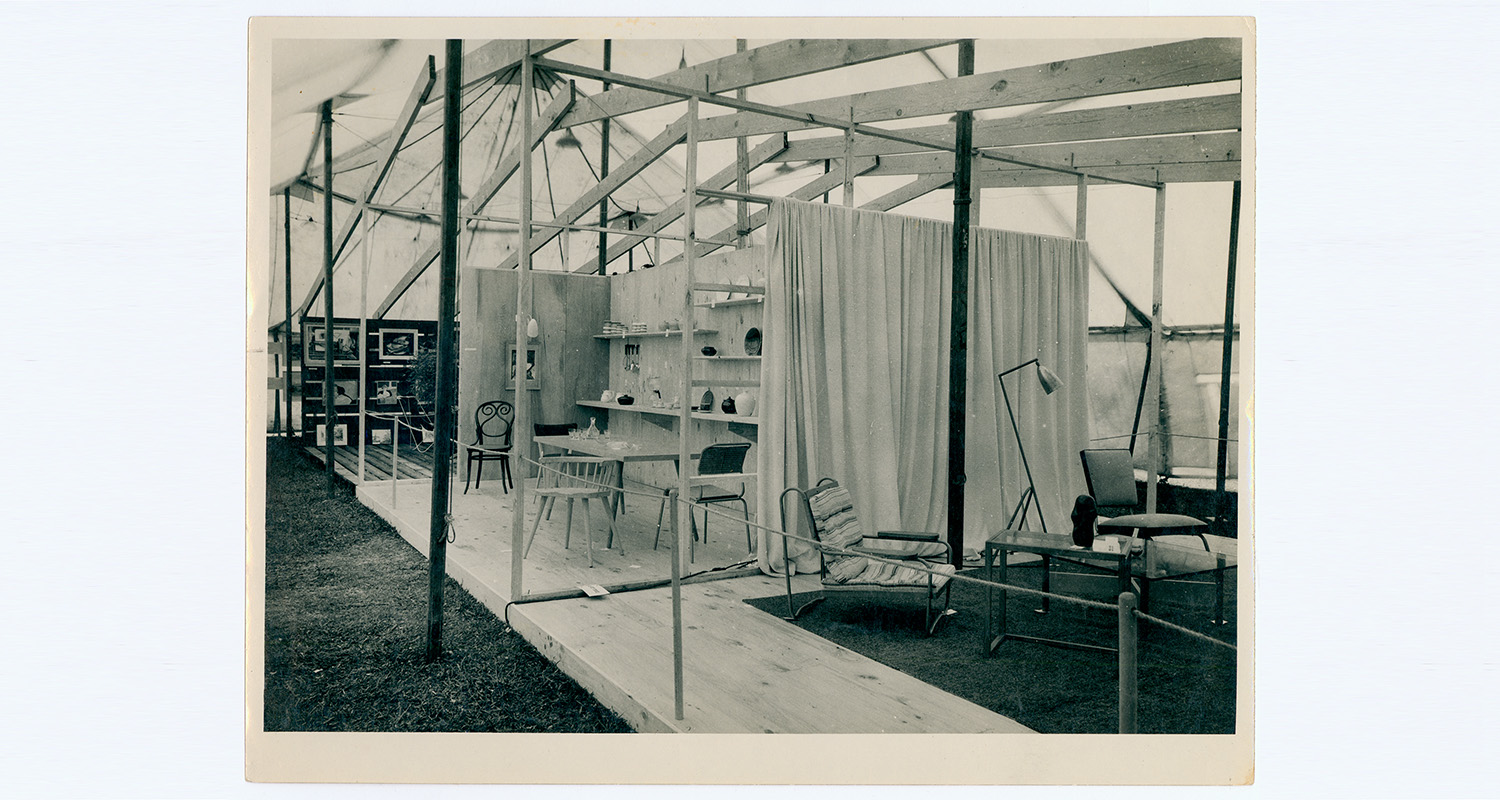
[
  {"xmin": 738, "ymin": 497, "xmax": 752, "ymax": 550},
  {"xmin": 654, "ymin": 491, "xmax": 668, "ymax": 549},
  {"xmin": 561, "ymin": 498, "xmax": 574, "ymax": 550},
  {"xmin": 581, "ymin": 496, "xmax": 596, "ymax": 567},
  {"xmin": 499, "ymin": 458, "xmax": 511, "ymax": 494},
  {"xmin": 464, "ymin": 455, "xmax": 473, "ymax": 494},
  {"xmin": 603, "ymin": 496, "xmax": 621, "ymax": 554},
  {"xmin": 524, "ymin": 497, "xmax": 546, "ymax": 557}
]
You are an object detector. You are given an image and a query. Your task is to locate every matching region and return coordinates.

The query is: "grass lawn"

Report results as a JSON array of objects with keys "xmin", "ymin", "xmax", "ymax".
[{"xmin": 262, "ymin": 437, "xmax": 633, "ymax": 733}]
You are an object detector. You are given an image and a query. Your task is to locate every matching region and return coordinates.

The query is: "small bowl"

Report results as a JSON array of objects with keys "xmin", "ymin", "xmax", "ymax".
[
  {"xmin": 701, "ymin": 346, "xmax": 717, "ymax": 357},
  {"xmin": 616, "ymin": 395, "xmax": 635, "ymax": 406},
  {"xmin": 743, "ymin": 327, "xmax": 762, "ymax": 356}
]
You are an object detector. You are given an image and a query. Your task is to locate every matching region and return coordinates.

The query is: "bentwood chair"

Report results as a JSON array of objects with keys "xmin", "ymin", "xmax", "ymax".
[
  {"xmin": 1079, "ymin": 448, "xmax": 1211, "ymax": 550},
  {"xmin": 524, "ymin": 457, "xmax": 621, "ymax": 567},
  {"xmin": 778, "ymin": 479, "xmax": 955, "ymax": 635},
  {"xmin": 654, "ymin": 442, "xmax": 753, "ymax": 552},
  {"xmin": 463, "ymin": 400, "xmax": 513, "ymax": 494}
]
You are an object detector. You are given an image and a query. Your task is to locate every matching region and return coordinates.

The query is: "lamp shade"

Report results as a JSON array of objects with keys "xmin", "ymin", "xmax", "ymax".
[
  {"xmin": 526, "ymin": 317, "xmax": 540, "ymax": 340},
  {"xmin": 1037, "ymin": 364, "xmax": 1063, "ymax": 394}
]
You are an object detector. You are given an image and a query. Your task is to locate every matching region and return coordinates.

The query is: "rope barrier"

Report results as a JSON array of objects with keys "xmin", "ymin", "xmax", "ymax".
[{"xmin": 1091, "ymin": 432, "xmax": 1239, "ymax": 444}]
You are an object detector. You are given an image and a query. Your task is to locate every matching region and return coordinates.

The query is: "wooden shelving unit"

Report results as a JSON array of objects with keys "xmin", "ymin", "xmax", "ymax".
[
  {"xmin": 594, "ymin": 329, "xmax": 718, "ymax": 340},
  {"xmin": 576, "ymin": 399, "xmax": 759, "ymax": 427},
  {"xmin": 693, "ymin": 296, "xmax": 764, "ymax": 309}
]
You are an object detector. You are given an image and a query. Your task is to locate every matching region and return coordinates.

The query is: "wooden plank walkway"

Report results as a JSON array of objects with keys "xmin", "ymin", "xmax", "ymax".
[
  {"xmin": 354, "ymin": 478, "xmax": 1033, "ymax": 735},
  {"xmin": 304, "ymin": 444, "xmax": 434, "ymax": 482}
]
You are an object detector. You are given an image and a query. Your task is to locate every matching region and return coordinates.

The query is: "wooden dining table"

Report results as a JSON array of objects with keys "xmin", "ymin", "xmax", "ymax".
[{"xmin": 532, "ymin": 434, "xmax": 689, "ymax": 515}]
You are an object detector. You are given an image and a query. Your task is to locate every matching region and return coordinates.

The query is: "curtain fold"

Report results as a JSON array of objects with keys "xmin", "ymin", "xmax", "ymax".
[{"xmin": 757, "ymin": 199, "xmax": 1088, "ymax": 574}]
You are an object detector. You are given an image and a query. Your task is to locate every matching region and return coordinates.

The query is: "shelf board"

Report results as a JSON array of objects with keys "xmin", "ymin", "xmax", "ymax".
[
  {"xmin": 576, "ymin": 399, "xmax": 758, "ymax": 427},
  {"xmin": 594, "ymin": 329, "xmax": 719, "ymax": 340},
  {"xmin": 693, "ymin": 355, "xmax": 761, "ymax": 361},
  {"xmin": 693, "ymin": 296, "xmax": 764, "ymax": 309}
]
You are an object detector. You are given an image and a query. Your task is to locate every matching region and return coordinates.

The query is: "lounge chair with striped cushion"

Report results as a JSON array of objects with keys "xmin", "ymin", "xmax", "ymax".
[{"xmin": 778, "ymin": 479, "xmax": 955, "ymax": 635}]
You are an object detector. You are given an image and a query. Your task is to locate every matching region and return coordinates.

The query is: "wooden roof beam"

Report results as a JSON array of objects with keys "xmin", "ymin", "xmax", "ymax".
[
  {"xmin": 586, "ymin": 132, "xmax": 789, "ymax": 272},
  {"xmin": 868, "ymin": 131, "xmax": 1241, "ymax": 177},
  {"xmin": 555, "ymin": 39, "xmax": 959, "ymax": 129},
  {"xmin": 693, "ymin": 38, "xmax": 1241, "ymax": 144},
  {"xmin": 977, "ymin": 160, "xmax": 1241, "ymax": 188},
  {"xmin": 372, "ymin": 84, "xmax": 576, "ymax": 319},
  {"xmin": 860, "ymin": 173, "xmax": 952, "ymax": 212},
  {"xmin": 776, "ymin": 93, "xmax": 1241, "ymax": 163}
]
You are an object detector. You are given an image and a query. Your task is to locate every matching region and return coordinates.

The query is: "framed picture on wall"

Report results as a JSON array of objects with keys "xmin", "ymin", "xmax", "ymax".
[
  {"xmin": 315, "ymin": 423, "xmax": 348, "ymax": 447},
  {"xmin": 508, "ymin": 344, "xmax": 540, "ymax": 389},
  {"xmin": 373, "ymin": 380, "xmax": 401, "ymax": 406},
  {"xmin": 306, "ymin": 323, "xmax": 361, "ymax": 365},
  {"xmin": 379, "ymin": 329, "xmax": 418, "ymax": 360}
]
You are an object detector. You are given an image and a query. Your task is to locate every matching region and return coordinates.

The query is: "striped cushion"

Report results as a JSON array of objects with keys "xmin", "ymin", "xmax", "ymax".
[
  {"xmin": 807, "ymin": 484, "xmax": 865, "ymax": 551},
  {"xmin": 826, "ymin": 557, "xmax": 955, "ymax": 589}
]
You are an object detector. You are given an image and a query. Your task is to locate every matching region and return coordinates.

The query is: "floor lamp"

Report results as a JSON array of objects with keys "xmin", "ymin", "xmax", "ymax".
[{"xmin": 998, "ymin": 358, "xmax": 1064, "ymax": 533}]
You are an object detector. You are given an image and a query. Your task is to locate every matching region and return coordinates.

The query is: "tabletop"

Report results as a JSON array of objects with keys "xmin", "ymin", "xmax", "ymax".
[{"xmin": 533, "ymin": 434, "xmax": 685, "ymax": 463}]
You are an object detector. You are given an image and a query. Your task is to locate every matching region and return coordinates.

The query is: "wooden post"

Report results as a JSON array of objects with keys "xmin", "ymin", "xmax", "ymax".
[
  {"xmin": 321, "ymin": 100, "xmax": 336, "ymax": 496},
  {"xmin": 596, "ymin": 40, "xmax": 611, "ymax": 275},
  {"xmin": 1074, "ymin": 173, "xmax": 1088, "ymax": 240},
  {"xmin": 425, "ymin": 39, "xmax": 465, "ymax": 664},
  {"xmin": 510, "ymin": 43, "xmax": 534, "ymax": 601},
  {"xmin": 1145, "ymin": 185, "xmax": 1166, "ymax": 513},
  {"xmin": 283, "ymin": 187, "xmax": 295, "ymax": 438},
  {"xmin": 1118, "ymin": 591, "xmax": 1139, "ymax": 734},
  {"xmin": 735, "ymin": 39, "xmax": 749, "ymax": 248},
  {"xmin": 945, "ymin": 40, "xmax": 975, "ymax": 568},
  {"xmin": 677, "ymin": 95, "xmax": 698, "ymax": 577},
  {"xmin": 357, "ymin": 204, "xmax": 371, "ymax": 485},
  {"xmin": 842, "ymin": 108, "xmax": 856, "ymax": 206},
  {"xmin": 669, "ymin": 488, "xmax": 685, "ymax": 720},
  {"xmin": 391, "ymin": 427, "xmax": 399, "ymax": 508},
  {"xmin": 1215, "ymin": 181, "xmax": 1242, "ymax": 525}
]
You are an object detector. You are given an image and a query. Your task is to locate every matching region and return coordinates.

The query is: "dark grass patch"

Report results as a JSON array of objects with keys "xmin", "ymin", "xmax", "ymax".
[
  {"xmin": 745, "ymin": 566, "xmax": 1236, "ymax": 734},
  {"xmin": 264, "ymin": 437, "xmax": 633, "ymax": 733}
]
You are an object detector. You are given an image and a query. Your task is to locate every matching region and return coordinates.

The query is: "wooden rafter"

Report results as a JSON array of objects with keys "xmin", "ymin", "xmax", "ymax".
[
  {"xmin": 659, "ymin": 156, "xmax": 878, "ymax": 267},
  {"xmin": 776, "ymin": 93, "xmax": 1241, "ymax": 162},
  {"xmin": 494, "ymin": 114, "xmax": 691, "ymax": 271},
  {"xmin": 978, "ymin": 161, "xmax": 1240, "ymax": 188},
  {"xmin": 555, "ymin": 39, "xmax": 959, "ymax": 129},
  {"xmin": 372, "ymin": 84, "xmax": 576, "ymax": 319},
  {"xmin": 585, "ymin": 133, "xmax": 789, "ymax": 273},
  {"xmin": 292, "ymin": 57, "xmax": 439, "ymax": 323},
  {"xmin": 870, "ymin": 132, "xmax": 1241, "ymax": 176},
  {"xmin": 691, "ymin": 39, "xmax": 1241, "ymax": 144},
  {"xmin": 860, "ymin": 173, "xmax": 952, "ymax": 212}
]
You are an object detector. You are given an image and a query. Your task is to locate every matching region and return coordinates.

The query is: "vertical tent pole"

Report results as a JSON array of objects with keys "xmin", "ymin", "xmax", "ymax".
[
  {"xmin": 510, "ymin": 43, "xmax": 535, "ymax": 601},
  {"xmin": 321, "ymin": 100, "xmax": 336, "ymax": 496},
  {"xmin": 735, "ymin": 39, "xmax": 749, "ymax": 249},
  {"xmin": 357, "ymin": 202, "xmax": 371, "ymax": 485},
  {"xmin": 1145, "ymin": 185, "xmax": 1166, "ymax": 513},
  {"xmin": 1075, "ymin": 174, "xmax": 1088, "ymax": 240},
  {"xmin": 842, "ymin": 108, "xmax": 856, "ymax": 206},
  {"xmin": 1215, "ymin": 180, "xmax": 1242, "ymax": 525},
  {"xmin": 945, "ymin": 39, "xmax": 975, "ymax": 568},
  {"xmin": 677, "ymin": 95, "xmax": 699, "ymax": 577},
  {"xmin": 283, "ymin": 187, "xmax": 295, "ymax": 438},
  {"xmin": 597, "ymin": 40, "xmax": 611, "ymax": 276},
  {"xmin": 425, "ymin": 38, "xmax": 463, "ymax": 664}
]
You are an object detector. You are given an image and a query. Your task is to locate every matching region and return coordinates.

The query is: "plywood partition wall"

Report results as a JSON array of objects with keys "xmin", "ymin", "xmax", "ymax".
[
  {"xmin": 593, "ymin": 247, "xmax": 766, "ymax": 496},
  {"xmin": 458, "ymin": 268, "xmax": 611, "ymax": 479}
]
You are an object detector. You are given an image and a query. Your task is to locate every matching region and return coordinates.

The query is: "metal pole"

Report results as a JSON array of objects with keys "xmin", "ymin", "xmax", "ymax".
[
  {"xmin": 735, "ymin": 39, "xmax": 749, "ymax": 248},
  {"xmin": 425, "ymin": 38, "xmax": 463, "ymax": 664},
  {"xmin": 283, "ymin": 188, "xmax": 295, "ymax": 438},
  {"xmin": 1145, "ymin": 186, "xmax": 1166, "ymax": 513},
  {"xmin": 1215, "ymin": 181, "xmax": 1242, "ymax": 527},
  {"xmin": 510, "ymin": 43, "xmax": 535, "ymax": 601},
  {"xmin": 321, "ymin": 100, "xmax": 336, "ymax": 495},
  {"xmin": 1118, "ymin": 591, "xmax": 1139, "ymax": 734},
  {"xmin": 945, "ymin": 39, "xmax": 975, "ymax": 568},
  {"xmin": 670, "ymin": 489, "xmax": 685, "ymax": 720},
  {"xmin": 597, "ymin": 40, "xmax": 611, "ymax": 275}
]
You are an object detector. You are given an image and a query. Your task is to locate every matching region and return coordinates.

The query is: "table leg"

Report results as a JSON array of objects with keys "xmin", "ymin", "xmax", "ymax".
[
  {"xmin": 1036, "ymin": 554, "xmax": 1051, "ymax": 614},
  {"xmin": 1212, "ymin": 553, "xmax": 1229, "ymax": 625}
]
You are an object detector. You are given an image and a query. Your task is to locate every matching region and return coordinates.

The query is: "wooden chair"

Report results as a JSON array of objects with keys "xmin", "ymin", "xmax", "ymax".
[
  {"xmin": 524, "ymin": 457, "xmax": 621, "ymax": 567},
  {"xmin": 778, "ymin": 479, "xmax": 955, "ymax": 635},
  {"xmin": 533, "ymin": 422, "xmax": 580, "ymax": 518},
  {"xmin": 463, "ymin": 400, "xmax": 513, "ymax": 494},
  {"xmin": 1079, "ymin": 448, "xmax": 1210, "ymax": 550},
  {"xmin": 654, "ymin": 442, "xmax": 754, "ymax": 552}
]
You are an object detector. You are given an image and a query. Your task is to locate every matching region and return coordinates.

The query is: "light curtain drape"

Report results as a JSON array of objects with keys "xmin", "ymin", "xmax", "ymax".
[{"xmin": 757, "ymin": 199, "xmax": 1089, "ymax": 574}]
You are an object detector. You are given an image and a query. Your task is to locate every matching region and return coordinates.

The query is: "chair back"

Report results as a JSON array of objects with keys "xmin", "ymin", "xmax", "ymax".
[
  {"xmin": 1079, "ymin": 449, "xmax": 1141, "ymax": 513},
  {"xmin": 780, "ymin": 479, "xmax": 868, "ymax": 578},
  {"xmin": 534, "ymin": 457, "xmax": 618, "ymax": 494},
  {"xmin": 697, "ymin": 442, "xmax": 750, "ymax": 475},
  {"xmin": 474, "ymin": 400, "xmax": 513, "ymax": 447}
]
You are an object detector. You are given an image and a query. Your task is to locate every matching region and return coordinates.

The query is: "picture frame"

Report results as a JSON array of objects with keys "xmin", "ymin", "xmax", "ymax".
[
  {"xmin": 508, "ymin": 344, "xmax": 540, "ymax": 389},
  {"xmin": 373, "ymin": 380, "xmax": 401, "ymax": 406},
  {"xmin": 369, "ymin": 428, "xmax": 392, "ymax": 446},
  {"xmin": 315, "ymin": 423, "xmax": 348, "ymax": 447},
  {"xmin": 306, "ymin": 323, "xmax": 361, "ymax": 366},
  {"xmin": 378, "ymin": 328, "xmax": 418, "ymax": 361}
]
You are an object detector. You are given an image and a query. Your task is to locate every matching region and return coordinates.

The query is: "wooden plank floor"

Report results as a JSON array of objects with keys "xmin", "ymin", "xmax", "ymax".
[
  {"xmin": 304, "ymin": 444, "xmax": 434, "ymax": 482},
  {"xmin": 354, "ymin": 478, "xmax": 1033, "ymax": 734}
]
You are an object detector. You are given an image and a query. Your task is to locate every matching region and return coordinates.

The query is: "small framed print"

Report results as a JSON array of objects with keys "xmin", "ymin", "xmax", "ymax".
[
  {"xmin": 373, "ymin": 380, "xmax": 401, "ymax": 406},
  {"xmin": 315, "ymin": 423, "xmax": 348, "ymax": 447},
  {"xmin": 379, "ymin": 329, "xmax": 418, "ymax": 361},
  {"xmin": 508, "ymin": 344, "xmax": 540, "ymax": 389},
  {"xmin": 306, "ymin": 323, "xmax": 361, "ymax": 366},
  {"xmin": 370, "ymin": 428, "xmax": 393, "ymax": 446}
]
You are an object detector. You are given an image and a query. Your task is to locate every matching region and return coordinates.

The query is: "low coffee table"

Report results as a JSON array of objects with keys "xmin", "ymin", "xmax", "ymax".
[{"xmin": 983, "ymin": 528, "xmax": 1235, "ymax": 655}]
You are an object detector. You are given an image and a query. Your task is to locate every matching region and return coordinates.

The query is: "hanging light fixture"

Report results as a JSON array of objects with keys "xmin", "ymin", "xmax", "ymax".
[{"xmin": 555, "ymin": 127, "xmax": 582, "ymax": 149}]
